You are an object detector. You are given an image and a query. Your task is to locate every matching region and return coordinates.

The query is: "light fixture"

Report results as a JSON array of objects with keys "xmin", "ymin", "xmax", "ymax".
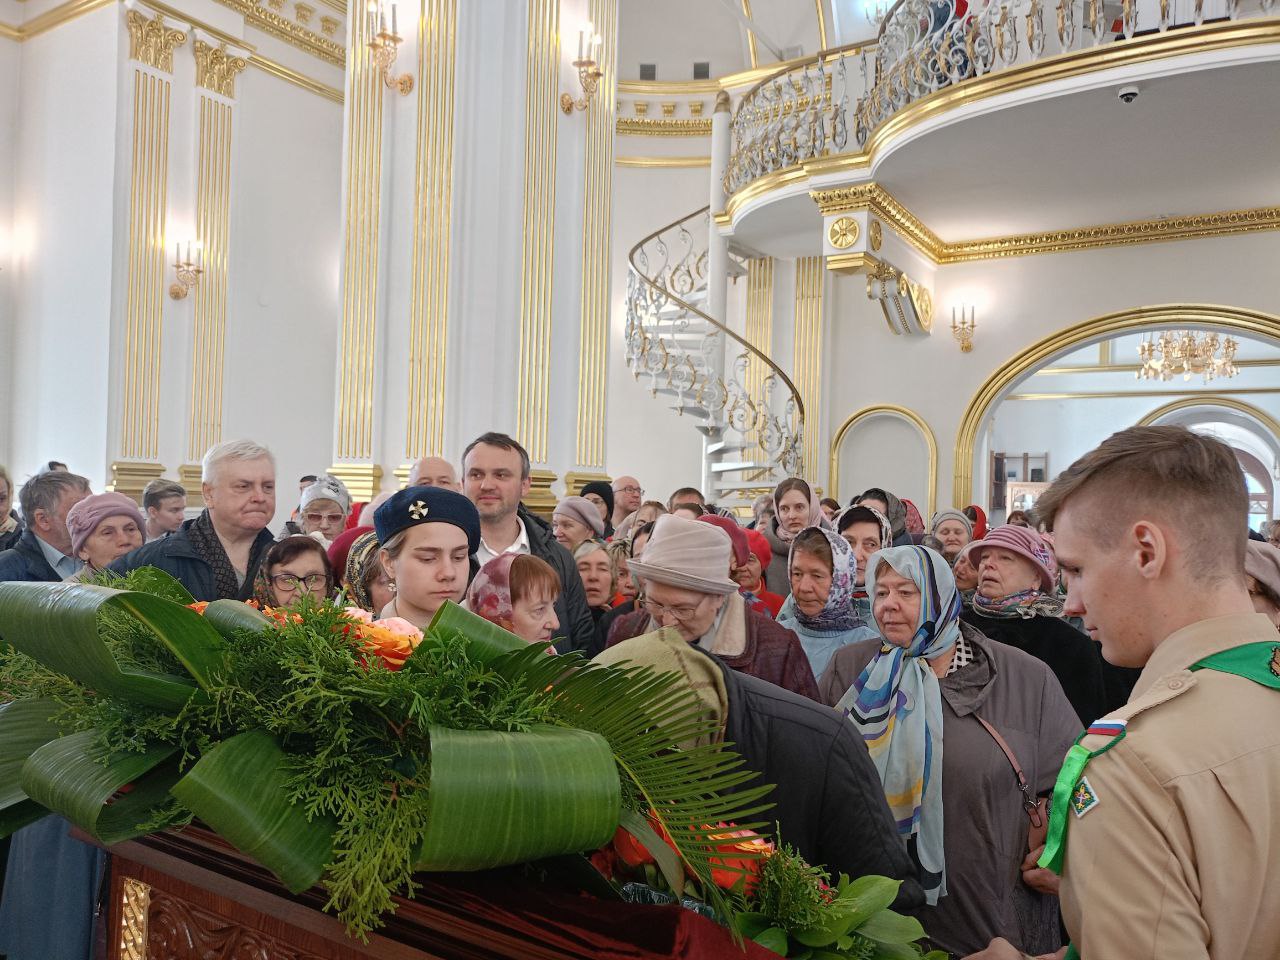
[
  {"xmin": 560, "ymin": 23, "xmax": 603, "ymax": 114},
  {"xmin": 864, "ymin": 0, "xmax": 891, "ymax": 28},
  {"xmin": 951, "ymin": 305, "xmax": 975, "ymax": 353},
  {"xmin": 1137, "ymin": 330, "xmax": 1239, "ymax": 384},
  {"xmin": 366, "ymin": 0, "xmax": 413, "ymax": 95},
  {"xmin": 169, "ymin": 241, "xmax": 202, "ymax": 300}
]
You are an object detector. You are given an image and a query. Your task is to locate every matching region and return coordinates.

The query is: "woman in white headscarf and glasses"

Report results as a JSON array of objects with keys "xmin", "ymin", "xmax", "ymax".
[{"xmin": 818, "ymin": 545, "xmax": 1081, "ymax": 958}]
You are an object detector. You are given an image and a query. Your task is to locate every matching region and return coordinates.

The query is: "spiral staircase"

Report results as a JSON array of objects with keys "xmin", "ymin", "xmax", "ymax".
[{"xmin": 625, "ymin": 207, "xmax": 805, "ymax": 511}]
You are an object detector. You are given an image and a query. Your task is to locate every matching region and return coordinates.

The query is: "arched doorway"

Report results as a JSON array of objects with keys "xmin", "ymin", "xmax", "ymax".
[{"xmin": 830, "ymin": 404, "xmax": 937, "ymax": 516}]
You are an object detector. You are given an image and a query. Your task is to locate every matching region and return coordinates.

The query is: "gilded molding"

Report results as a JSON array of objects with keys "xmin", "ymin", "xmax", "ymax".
[
  {"xmin": 106, "ymin": 462, "xmax": 166, "ymax": 501},
  {"xmin": 744, "ymin": 257, "xmax": 774, "ymax": 446},
  {"xmin": 574, "ymin": 0, "xmax": 616, "ymax": 470},
  {"xmin": 516, "ymin": 0, "xmax": 559, "ymax": 465},
  {"xmin": 1007, "ymin": 387, "xmax": 1280, "ymax": 400},
  {"xmin": 248, "ymin": 53, "xmax": 343, "ymax": 103},
  {"xmin": 335, "ymin": 0, "xmax": 384, "ymax": 461},
  {"xmin": 741, "ymin": 0, "xmax": 757, "ymax": 69},
  {"xmin": 0, "ymin": 22, "xmax": 20, "ymax": 39},
  {"xmin": 127, "ymin": 8, "xmax": 187, "ymax": 72},
  {"xmin": 522, "ymin": 469, "xmax": 559, "ymax": 516},
  {"xmin": 1136, "ymin": 396, "xmax": 1280, "ymax": 441},
  {"xmin": 615, "ymin": 155, "xmax": 711, "ymax": 168},
  {"xmin": 406, "ymin": 0, "xmax": 458, "ymax": 460},
  {"xmin": 8, "ymin": 0, "xmax": 113, "ymax": 40},
  {"xmin": 814, "ymin": 0, "xmax": 827, "ymax": 49},
  {"xmin": 294, "ymin": 2, "xmax": 314, "ymax": 24},
  {"xmin": 952, "ymin": 304, "xmax": 1280, "ymax": 505},
  {"xmin": 194, "ymin": 40, "xmax": 248, "ymax": 97},
  {"xmin": 325, "ymin": 463, "xmax": 384, "ymax": 501},
  {"xmin": 825, "ymin": 251, "xmax": 881, "ymax": 274},
  {"xmin": 616, "ymin": 117, "xmax": 712, "ymax": 137},
  {"xmin": 320, "ymin": 14, "xmax": 339, "ymax": 35},
  {"xmin": 118, "ymin": 877, "xmax": 152, "ymax": 960},
  {"xmin": 177, "ymin": 464, "xmax": 203, "ymax": 507},
  {"xmin": 830, "ymin": 405, "xmax": 937, "ymax": 516},
  {"xmin": 211, "ymin": 0, "xmax": 344, "ymax": 66},
  {"xmin": 792, "ymin": 257, "xmax": 824, "ymax": 479}
]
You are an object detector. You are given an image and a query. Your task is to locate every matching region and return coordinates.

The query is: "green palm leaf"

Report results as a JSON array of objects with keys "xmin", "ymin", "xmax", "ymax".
[
  {"xmin": 0, "ymin": 699, "xmax": 63, "ymax": 836},
  {"xmin": 0, "ymin": 581, "xmax": 226, "ymax": 707},
  {"xmin": 202, "ymin": 598, "xmax": 274, "ymax": 638},
  {"xmin": 416, "ymin": 724, "xmax": 619, "ymax": 870},
  {"xmin": 20, "ymin": 731, "xmax": 181, "ymax": 844},
  {"xmin": 169, "ymin": 729, "xmax": 337, "ymax": 894},
  {"xmin": 428, "ymin": 602, "xmax": 527, "ymax": 662}
]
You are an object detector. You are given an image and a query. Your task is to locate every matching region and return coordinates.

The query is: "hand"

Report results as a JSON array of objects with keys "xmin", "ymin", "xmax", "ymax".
[
  {"xmin": 960, "ymin": 938, "xmax": 1030, "ymax": 960},
  {"xmin": 1022, "ymin": 844, "xmax": 1061, "ymax": 895}
]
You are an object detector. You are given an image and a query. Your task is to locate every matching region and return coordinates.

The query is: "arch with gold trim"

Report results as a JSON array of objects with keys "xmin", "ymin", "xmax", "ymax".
[
  {"xmin": 830, "ymin": 404, "xmax": 937, "ymax": 517},
  {"xmin": 952, "ymin": 304, "xmax": 1280, "ymax": 506}
]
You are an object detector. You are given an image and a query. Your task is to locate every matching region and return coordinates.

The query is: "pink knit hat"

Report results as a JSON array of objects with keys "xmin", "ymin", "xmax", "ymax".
[
  {"xmin": 66, "ymin": 492, "xmax": 146, "ymax": 560},
  {"xmin": 967, "ymin": 524, "xmax": 1057, "ymax": 593}
]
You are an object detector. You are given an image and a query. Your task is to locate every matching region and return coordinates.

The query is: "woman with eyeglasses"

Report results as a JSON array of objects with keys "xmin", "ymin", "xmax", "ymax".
[{"xmin": 252, "ymin": 535, "xmax": 335, "ymax": 608}]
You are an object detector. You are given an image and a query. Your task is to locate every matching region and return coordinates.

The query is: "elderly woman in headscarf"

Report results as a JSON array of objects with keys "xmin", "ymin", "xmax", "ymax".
[
  {"xmin": 836, "ymin": 504, "xmax": 893, "ymax": 623},
  {"xmin": 777, "ymin": 526, "xmax": 879, "ymax": 677},
  {"xmin": 951, "ymin": 541, "xmax": 981, "ymax": 605},
  {"xmin": 962, "ymin": 525, "xmax": 1136, "ymax": 725},
  {"xmin": 1245, "ymin": 540, "xmax": 1280, "ymax": 630},
  {"xmin": 929, "ymin": 509, "xmax": 974, "ymax": 564},
  {"xmin": 963, "ymin": 504, "xmax": 989, "ymax": 540},
  {"xmin": 334, "ymin": 529, "xmax": 394, "ymax": 614},
  {"xmin": 855, "ymin": 487, "xmax": 912, "ymax": 546},
  {"xmin": 467, "ymin": 552, "xmax": 563, "ymax": 649},
  {"xmin": 762, "ymin": 477, "xmax": 829, "ymax": 596},
  {"xmin": 605, "ymin": 514, "xmax": 819, "ymax": 700},
  {"xmin": 819, "ymin": 546, "xmax": 1080, "ymax": 957}
]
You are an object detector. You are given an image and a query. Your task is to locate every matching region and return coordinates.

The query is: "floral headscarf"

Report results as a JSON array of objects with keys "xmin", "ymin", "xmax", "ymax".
[
  {"xmin": 772, "ymin": 478, "xmax": 830, "ymax": 545},
  {"xmin": 835, "ymin": 546, "xmax": 961, "ymax": 906},
  {"xmin": 466, "ymin": 553, "xmax": 519, "ymax": 632},
  {"xmin": 901, "ymin": 499, "xmax": 925, "ymax": 536},
  {"xmin": 343, "ymin": 530, "xmax": 383, "ymax": 613},
  {"xmin": 786, "ymin": 526, "xmax": 858, "ymax": 633}
]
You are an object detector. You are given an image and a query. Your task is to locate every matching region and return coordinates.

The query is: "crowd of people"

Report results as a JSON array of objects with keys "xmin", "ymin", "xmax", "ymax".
[{"xmin": 2, "ymin": 424, "xmax": 1279, "ymax": 960}]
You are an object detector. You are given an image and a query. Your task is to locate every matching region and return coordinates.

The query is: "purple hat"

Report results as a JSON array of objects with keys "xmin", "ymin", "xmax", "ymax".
[
  {"xmin": 66, "ymin": 492, "xmax": 146, "ymax": 560},
  {"xmin": 553, "ymin": 496, "xmax": 605, "ymax": 538},
  {"xmin": 968, "ymin": 524, "xmax": 1057, "ymax": 593}
]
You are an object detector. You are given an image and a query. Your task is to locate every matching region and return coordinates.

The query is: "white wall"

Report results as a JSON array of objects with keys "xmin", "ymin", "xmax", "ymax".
[
  {"xmin": 835, "ymin": 415, "xmax": 931, "ymax": 512},
  {"xmin": 617, "ymin": 0, "xmax": 746, "ymax": 82},
  {"xmin": 0, "ymin": 33, "xmax": 18, "ymax": 470}
]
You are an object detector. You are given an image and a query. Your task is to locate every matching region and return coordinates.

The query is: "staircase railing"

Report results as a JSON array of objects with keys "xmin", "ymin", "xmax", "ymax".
[{"xmin": 626, "ymin": 207, "xmax": 806, "ymax": 484}]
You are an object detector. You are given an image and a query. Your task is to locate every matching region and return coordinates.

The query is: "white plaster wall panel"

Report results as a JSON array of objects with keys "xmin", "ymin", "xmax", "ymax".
[
  {"xmin": 224, "ymin": 65, "xmax": 342, "ymax": 528},
  {"xmin": 833, "ymin": 414, "xmax": 930, "ymax": 510},
  {"xmin": 9, "ymin": 6, "xmax": 119, "ymax": 486},
  {"xmin": 617, "ymin": 0, "xmax": 746, "ymax": 82},
  {"xmin": 0, "ymin": 36, "xmax": 18, "ymax": 468}
]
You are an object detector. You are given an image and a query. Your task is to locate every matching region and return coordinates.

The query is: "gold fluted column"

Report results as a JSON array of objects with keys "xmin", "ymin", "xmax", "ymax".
[
  {"xmin": 183, "ymin": 40, "xmax": 246, "ymax": 490},
  {"xmin": 516, "ymin": 0, "xmax": 559, "ymax": 512},
  {"xmin": 330, "ymin": 4, "xmax": 385, "ymax": 500},
  {"xmin": 792, "ymin": 256, "xmax": 824, "ymax": 479},
  {"xmin": 744, "ymin": 257, "xmax": 774, "ymax": 451},
  {"xmin": 402, "ymin": 0, "xmax": 458, "ymax": 476},
  {"xmin": 110, "ymin": 9, "xmax": 187, "ymax": 500},
  {"xmin": 571, "ymin": 0, "xmax": 616, "ymax": 483}
]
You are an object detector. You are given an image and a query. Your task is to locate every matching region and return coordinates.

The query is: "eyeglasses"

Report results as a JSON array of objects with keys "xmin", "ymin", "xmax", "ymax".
[
  {"xmin": 641, "ymin": 597, "xmax": 705, "ymax": 621},
  {"xmin": 616, "ymin": 485, "xmax": 643, "ymax": 496},
  {"xmin": 271, "ymin": 573, "xmax": 328, "ymax": 593},
  {"xmin": 303, "ymin": 512, "xmax": 345, "ymax": 525}
]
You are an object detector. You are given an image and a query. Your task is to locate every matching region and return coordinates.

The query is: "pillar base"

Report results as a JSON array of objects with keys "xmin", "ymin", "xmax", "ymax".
[
  {"xmin": 177, "ymin": 464, "xmax": 204, "ymax": 509},
  {"xmin": 326, "ymin": 463, "xmax": 385, "ymax": 502},
  {"xmin": 392, "ymin": 464, "xmax": 412, "ymax": 490},
  {"xmin": 562, "ymin": 470, "xmax": 611, "ymax": 496},
  {"xmin": 106, "ymin": 462, "xmax": 166, "ymax": 503},
  {"xmin": 521, "ymin": 468, "xmax": 558, "ymax": 518}
]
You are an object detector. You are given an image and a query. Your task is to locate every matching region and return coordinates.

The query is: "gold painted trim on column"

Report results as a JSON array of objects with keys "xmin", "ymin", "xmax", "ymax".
[
  {"xmin": 814, "ymin": 0, "xmax": 827, "ymax": 50},
  {"xmin": 952, "ymin": 304, "xmax": 1280, "ymax": 506},
  {"xmin": 107, "ymin": 461, "xmax": 166, "ymax": 501},
  {"xmin": 563, "ymin": 470, "xmax": 612, "ymax": 496},
  {"xmin": 406, "ymin": 0, "xmax": 458, "ymax": 461},
  {"xmin": 744, "ymin": 257, "xmax": 774, "ymax": 447},
  {"xmin": 615, "ymin": 155, "xmax": 710, "ymax": 168},
  {"xmin": 515, "ymin": 0, "xmax": 559, "ymax": 465},
  {"xmin": 830, "ymin": 404, "xmax": 937, "ymax": 517},
  {"xmin": 792, "ymin": 257, "xmax": 823, "ymax": 478},
  {"xmin": 118, "ymin": 877, "xmax": 152, "ymax": 960},
  {"xmin": 326, "ymin": 462, "xmax": 384, "ymax": 501},
  {"xmin": 335, "ymin": 5, "xmax": 383, "ymax": 463},
  {"xmin": 177, "ymin": 463, "xmax": 204, "ymax": 507},
  {"xmin": 616, "ymin": 117, "xmax": 712, "ymax": 137},
  {"xmin": 741, "ymin": 0, "xmax": 757, "ymax": 69},
  {"xmin": 574, "ymin": 0, "xmax": 616, "ymax": 471},
  {"xmin": 194, "ymin": 39, "xmax": 247, "ymax": 97},
  {"xmin": 522, "ymin": 468, "xmax": 559, "ymax": 516},
  {"xmin": 1136, "ymin": 395, "xmax": 1280, "ymax": 439},
  {"xmin": 248, "ymin": 53, "xmax": 344, "ymax": 103}
]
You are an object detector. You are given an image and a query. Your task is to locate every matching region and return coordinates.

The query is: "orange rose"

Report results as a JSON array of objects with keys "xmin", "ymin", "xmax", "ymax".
[
  {"xmin": 358, "ymin": 619, "xmax": 422, "ymax": 671},
  {"xmin": 186, "ymin": 602, "xmax": 209, "ymax": 615},
  {"xmin": 705, "ymin": 826, "xmax": 773, "ymax": 895}
]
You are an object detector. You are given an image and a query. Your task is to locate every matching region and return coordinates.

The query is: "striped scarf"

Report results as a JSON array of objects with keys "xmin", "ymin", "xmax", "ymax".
[{"xmin": 835, "ymin": 545, "xmax": 960, "ymax": 905}]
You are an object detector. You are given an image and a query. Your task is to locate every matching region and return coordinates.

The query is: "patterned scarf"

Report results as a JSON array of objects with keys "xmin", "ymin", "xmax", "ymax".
[
  {"xmin": 466, "ymin": 553, "xmax": 519, "ymax": 632},
  {"xmin": 971, "ymin": 587, "xmax": 1065, "ymax": 620},
  {"xmin": 836, "ymin": 505, "xmax": 893, "ymax": 606},
  {"xmin": 836, "ymin": 545, "xmax": 960, "ymax": 906},
  {"xmin": 343, "ymin": 531, "xmax": 382, "ymax": 612},
  {"xmin": 772, "ymin": 479, "xmax": 830, "ymax": 545},
  {"xmin": 786, "ymin": 526, "xmax": 857, "ymax": 633},
  {"xmin": 187, "ymin": 509, "xmax": 259, "ymax": 601}
]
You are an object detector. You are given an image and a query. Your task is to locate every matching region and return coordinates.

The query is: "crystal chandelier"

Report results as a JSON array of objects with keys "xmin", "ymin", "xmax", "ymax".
[{"xmin": 1136, "ymin": 330, "xmax": 1239, "ymax": 384}]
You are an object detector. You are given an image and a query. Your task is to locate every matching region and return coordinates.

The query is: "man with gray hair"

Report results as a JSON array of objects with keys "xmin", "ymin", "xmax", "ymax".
[
  {"xmin": 112, "ymin": 440, "xmax": 277, "ymax": 601},
  {"xmin": 0, "ymin": 471, "xmax": 92, "ymax": 581}
]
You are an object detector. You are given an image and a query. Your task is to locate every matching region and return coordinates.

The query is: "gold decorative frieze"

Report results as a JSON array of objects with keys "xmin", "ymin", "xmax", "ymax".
[
  {"xmin": 127, "ymin": 8, "xmax": 187, "ymax": 72},
  {"xmin": 211, "ymin": 0, "xmax": 344, "ymax": 66},
  {"xmin": 406, "ymin": 0, "xmax": 459, "ymax": 461},
  {"xmin": 869, "ymin": 219, "xmax": 882, "ymax": 251},
  {"xmin": 319, "ymin": 14, "xmax": 339, "ymax": 35},
  {"xmin": 827, "ymin": 216, "xmax": 859, "ymax": 249},
  {"xmin": 194, "ymin": 40, "xmax": 248, "ymax": 97},
  {"xmin": 632, "ymin": 101, "xmax": 649, "ymax": 115},
  {"xmin": 325, "ymin": 463, "xmax": 384, "ymax": 501},
  {"xmin": 617, "ymin": 116, "xmax": 712, "ymax": 137},
  {"xmin": 660, "ymin": 101, "xmax": 676, "ymax": 116},
  {"xmin": 267, "ymin": 0, "xmax": 284, "ymax": 8},
  {"xmin": 615, "ymin": 155, "xmax": 710, "ymax": 168},
  {"xmin": 688, "ymin": 100, "xmax": 705, "ymax": 116},
  {"xmin": 294, "ymin": 2, "xmax": 314, "ymax": 23}
]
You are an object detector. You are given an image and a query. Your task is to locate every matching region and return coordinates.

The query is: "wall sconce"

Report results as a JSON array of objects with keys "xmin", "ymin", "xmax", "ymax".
[
  {"xmin": 560, "ymin": 23, "xmax": 603, "ymax": 114},
  {"xmin": 169, "ymin": 241, "xmax": 202, "ymax": 300},
  {"xmin": 366, "ymin": 0, "xmax": 413, "ymax": 95},
  {"xmin": 951, "ymin": 305, "xmax": 976, "ymax": 352}
]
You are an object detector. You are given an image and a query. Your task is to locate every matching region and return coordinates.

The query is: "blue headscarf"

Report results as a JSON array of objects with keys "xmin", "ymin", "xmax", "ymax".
[{"xmin": 835, "ymin": 545, "xmax": 961, "ymax": 905}]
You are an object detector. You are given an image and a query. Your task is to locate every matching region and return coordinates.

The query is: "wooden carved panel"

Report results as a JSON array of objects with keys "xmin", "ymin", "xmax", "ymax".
[{"xmin": 148, "ymin": 890, "xmax": 331, "ymax": 960}]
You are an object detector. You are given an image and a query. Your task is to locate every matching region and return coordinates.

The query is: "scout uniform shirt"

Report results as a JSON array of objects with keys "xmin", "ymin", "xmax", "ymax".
[{"xmin": 1057, "ymin": 612, "xmax": 1280, "ymax": 960}]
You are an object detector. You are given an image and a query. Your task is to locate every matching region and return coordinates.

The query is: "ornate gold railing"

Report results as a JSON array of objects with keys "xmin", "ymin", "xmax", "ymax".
[
  {"xmin": 725, "ymin": 0, "xmax": 1276, "ymax": 197},
  {"xmin": 626, "ymin": 207, "xmax": 806, "ymax": 477}
]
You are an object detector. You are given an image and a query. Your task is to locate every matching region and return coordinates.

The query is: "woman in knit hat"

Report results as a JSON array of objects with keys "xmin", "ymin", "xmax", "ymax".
[
  {"xmin": 929, "ymin": 509, "xmax": 974, "ymax": 563},
  {"xmin": 551, "ymin": 495, "xmax": 604, "ymax": 553},
  {"xmin": 64, "ymin": 492, "xmax": 146, "ymax": 580},
  {"xmin": 578, "ymin": 481, "xmax": 615, "ymax": 538},
  {"xmin": 962, "ymin": 524, "xmax": 1137, "ymax": 724},
  {"xmin": 736, "ymin": 528, "xmax": 784, "ymax": 618},
  {"xmin": 297, "ymin": 475, "xmax": 352, "ymax": 546}
]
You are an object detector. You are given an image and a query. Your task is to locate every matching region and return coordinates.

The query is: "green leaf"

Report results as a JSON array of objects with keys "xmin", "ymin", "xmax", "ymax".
[
  {"xmin": 619, "ymin": 806, "xmax": 685, "ymax": 897},
  {"xmin": 733, "ymin": 911, "xmax": 773, "ymax": 939},
  {"xmin": 428, "ymin": 601, "xmax": 527, "ymax": 662},
  {"xmin": 170, "ymin": 730, "xmax": 336, "ymax": 894},
  {"xmin": 0, "ymin": 581, "xmax": 225, "ymax": 708},
  {"xmin": 838, "ymin": 875, "xmax": 903, "ymax": 929},
  {"xmin": 857, "ymin": 908, "xmax": 926, "ymax": 945},
  {"xmin": 118, "ymin": 567, "xmax": 196, "ymax": 605},
  {"xmin": 201, "ymin": 598, "xmax": 273, "ymax": 639},
  {"xmin": 20, "ymin": 730, "xmax": 181, "ymax": 844},
  {"xmin": 868, "ymin": 943, "xmax": 922, "ymax": 960},
  {"xmin": 0, "ymin": 700, "xmax": 64, "ymax": 837},
  {"xmin": 920, "ymin": 951, "xmax": 951, "ymax": 960},
  {"xmin": 416, "ymin": 724, "xmax": 619, "ymax": 870},
  {"xmin": 752, "ymin": 926, "xmax": 789, "ymax": 955}
]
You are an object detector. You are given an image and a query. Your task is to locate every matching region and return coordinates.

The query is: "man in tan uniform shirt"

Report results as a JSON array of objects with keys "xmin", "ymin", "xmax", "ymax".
[{"xmin": 966, "ymin": 426, "xmax": 1280, "ymax": 960}]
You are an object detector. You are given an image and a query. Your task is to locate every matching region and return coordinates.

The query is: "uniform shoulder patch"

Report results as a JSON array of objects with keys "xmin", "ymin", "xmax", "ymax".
[{"xmin": 1071, "ymin": 776, "xmax": 1100, "ymax": 819}]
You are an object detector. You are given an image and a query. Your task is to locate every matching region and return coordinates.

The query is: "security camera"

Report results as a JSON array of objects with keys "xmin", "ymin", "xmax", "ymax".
[{"xmin": 1117, "ymin": 85, "xmax": 1140, "ymax": 104}]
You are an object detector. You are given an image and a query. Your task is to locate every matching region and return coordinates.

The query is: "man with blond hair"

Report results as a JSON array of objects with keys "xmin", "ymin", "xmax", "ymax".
[
  {"xmin": 112, "ymin": 440, "xmax": 277, "ymax": 601},
  {"xmin": 966, "ymin": 425, "xmax": 1280, "ymax": 960}
]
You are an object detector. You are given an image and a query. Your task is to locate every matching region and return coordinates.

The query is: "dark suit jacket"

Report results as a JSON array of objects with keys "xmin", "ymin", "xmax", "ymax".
[{"xmin": 0, "ymin": 529, "xmax": 61, "ymax": 582}]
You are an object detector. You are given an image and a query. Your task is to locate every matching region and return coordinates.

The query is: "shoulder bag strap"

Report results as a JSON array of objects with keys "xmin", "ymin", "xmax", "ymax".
[{"xmin": 974, "ymin": 714, "xmax": 1043, "ymax": 826}]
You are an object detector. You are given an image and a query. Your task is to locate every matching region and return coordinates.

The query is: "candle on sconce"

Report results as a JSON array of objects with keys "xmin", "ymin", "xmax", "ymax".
[
  {"xmin": 577, "ymin": 29, "xmax": 584, "ymax": 60},
  {"xmin": 391, "ymin": 2, "xmax": 397, "ymax": 36},
  {"xmin": 174, "ymin": 242, "xmax": 180, "ymax": 265},
  {"xmin": 185, "ymin": 241, "xmax": 192, "ymax": 264}
]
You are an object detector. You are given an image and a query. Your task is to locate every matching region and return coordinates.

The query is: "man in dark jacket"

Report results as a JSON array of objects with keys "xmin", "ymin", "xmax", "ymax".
[
  {"xmin": 462, "ymin": 432, "xmax": 595, "ymax": 654},
  {"xmin": 112, "ymin": 440, "xmax": 276, "ymax": 601},
  {"xmin": 595, "ymin": 631, "xmax": 923, "ymax": 911},
  {"xmin": 0, "ymin": 471, "xmax": 91, "ymax": 582}
]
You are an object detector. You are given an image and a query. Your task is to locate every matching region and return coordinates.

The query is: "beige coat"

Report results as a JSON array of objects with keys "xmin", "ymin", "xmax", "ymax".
[{"xmin": 1060, "ymin": 612, "xmax": 1280, "ymax": 960}]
